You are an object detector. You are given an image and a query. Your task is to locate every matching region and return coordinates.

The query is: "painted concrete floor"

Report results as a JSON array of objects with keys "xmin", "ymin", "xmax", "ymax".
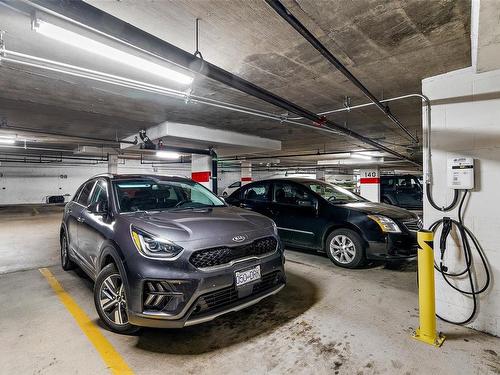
[{"xmin": 0, "ymin": 208, "xmax": 499, "ymax": 374}]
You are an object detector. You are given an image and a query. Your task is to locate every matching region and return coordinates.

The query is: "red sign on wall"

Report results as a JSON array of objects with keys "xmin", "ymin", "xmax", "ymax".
[
  {"xmin": 359, "ymin": 177, "xmax": 380, "ymax": 184},
  {"xmin": 191, "ymin": 171, "xmax": 211, "ymax": 183}
]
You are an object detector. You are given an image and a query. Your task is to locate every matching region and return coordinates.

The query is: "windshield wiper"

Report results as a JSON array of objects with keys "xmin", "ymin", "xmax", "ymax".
[
  {"xmin": 169, "ymin": 205, "xmax": 214, "ymax": 212},
  {"xmin": 328, "ymin": 199, "xmax": 357, "ymax": 204}
]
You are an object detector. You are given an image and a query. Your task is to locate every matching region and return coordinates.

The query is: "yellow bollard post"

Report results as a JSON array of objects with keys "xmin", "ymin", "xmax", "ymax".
[{"xmin": 412, "ymin": 230, "xmax": 445, "ymax": 347}]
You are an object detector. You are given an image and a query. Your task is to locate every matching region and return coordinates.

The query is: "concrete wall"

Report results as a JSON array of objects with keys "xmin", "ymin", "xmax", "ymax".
[
  {"xmin": 0, "ymin": 159, "xmax": 190, "ymax": 205},
  {"xmin": 423, "ymin": 66, "xmax": 500, "ymax": 336}
]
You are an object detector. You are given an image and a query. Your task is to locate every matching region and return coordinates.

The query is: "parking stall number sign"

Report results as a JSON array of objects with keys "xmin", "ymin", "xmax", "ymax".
[{"xmin": 360, "ymin": 170, "xmax": 379, "ymax": 184}]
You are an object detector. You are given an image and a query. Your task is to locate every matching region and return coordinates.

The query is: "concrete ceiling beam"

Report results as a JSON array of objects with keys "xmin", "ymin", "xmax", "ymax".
[{"xmin": 120, "ymin": 121, "xmax": 282, "ymax": 152}]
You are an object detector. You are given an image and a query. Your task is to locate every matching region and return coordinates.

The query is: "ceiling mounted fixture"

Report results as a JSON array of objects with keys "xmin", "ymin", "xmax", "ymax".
[
  {"xmin": 351, "ymin": 153, "xmax": 373, "ymax": 160},
  {"xmin": 156, "ymin": 151, "xmax": 181, "ymax": 159},
  {"xmin": 32, "ymin": 19, "xmax": 194, "ymax": 85},
  {"xmin": 0, "ymin": 137, "xmax": 16, "ymax": 144}
]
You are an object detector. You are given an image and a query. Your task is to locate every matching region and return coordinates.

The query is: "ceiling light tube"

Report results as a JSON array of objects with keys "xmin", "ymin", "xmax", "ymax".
[
  {"xmin": 351, "ymin": 153, "xmax": 373, "ymax": 160},
  {"xmin": 0, "ymin": 138, "xmax": 16, "ymax": 144},
  {"xmin": 32, "ymin": 19, "xmax": 194, "ymax": 85},
  {"xmin": 156, "ymin": 151, "xmax": 180, "ymax": 159}
]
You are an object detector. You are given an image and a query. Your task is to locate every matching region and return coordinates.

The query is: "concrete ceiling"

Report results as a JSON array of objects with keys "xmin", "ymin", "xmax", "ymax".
[
  {"xmin": 477, "ymin": 0, "xmax": 500, "ymax": 72},
  {"xmin": 0, "ymin": 0, "xmax": 471, "ymax": 166}
]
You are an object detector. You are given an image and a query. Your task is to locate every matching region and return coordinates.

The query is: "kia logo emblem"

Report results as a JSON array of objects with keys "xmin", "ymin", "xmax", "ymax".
[{"xmin": 232, "ymin": 235, "xmax": 246, "ymax": 243}]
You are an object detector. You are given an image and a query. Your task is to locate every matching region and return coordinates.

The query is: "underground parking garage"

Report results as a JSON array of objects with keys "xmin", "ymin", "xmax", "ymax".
[{"xmin": 0, "ymin": 0, "xmax": 499, "ymax": 373}]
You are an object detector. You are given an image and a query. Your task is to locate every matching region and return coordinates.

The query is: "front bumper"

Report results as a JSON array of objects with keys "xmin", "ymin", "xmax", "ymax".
[
  {"xmin": 129, "ymin": 282, "xmax": 285, "ymax": 328},
  {"xmin": 366, "ymin": 231, "xmax": 418, "ymax": 260},
  {"xmin": 125, "ymin": 249, "xmax": 286, "ymax": 328}
]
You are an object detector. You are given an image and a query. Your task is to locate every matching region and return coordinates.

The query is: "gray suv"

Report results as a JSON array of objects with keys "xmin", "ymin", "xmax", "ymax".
[{"xmin": 60, "ymin": 174, "xmax": 285, "ymax": 334}]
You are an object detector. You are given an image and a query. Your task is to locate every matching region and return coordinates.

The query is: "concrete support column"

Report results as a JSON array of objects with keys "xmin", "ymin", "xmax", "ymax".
[
  {"xmin": 108, "ymin": 154, "xmax": 118, "ymax": 174},
  {"xmin": 359, "ymin": 167, "xmax": 380, "ymax": 202},
  {"xmin": 241, "ymin": 161, "xmax": 252, "ymax": 186},
  {"xmin": 191, "ymin": 154, "xmax": 213, "ymax": 191},
  {"xmin": 316, "ymin": 170, "xmax": 325, "ymax": 181}
]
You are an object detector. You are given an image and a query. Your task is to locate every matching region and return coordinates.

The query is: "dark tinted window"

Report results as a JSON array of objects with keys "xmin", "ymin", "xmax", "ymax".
[
  {"xmin": 395, "ymin": 177, "xmax": 420, "ymax": 190},
  {"xmin": 89, "ymin": 179, "xmax": 108, "ymax": 205},
  {"xmin": 273, "ymin": 182, "xmax": 316, "ymax": 207},
  {"xmin": 381, "ymin": 178, "xmax": 394, "ymax": 187},
  {"xmin": 77, "ymin": 180, "xmax": 95, "ymax": 206},
  {"xmin": 304, "ymin": 181, "xmax": 363, "ymax": 203},
  {"xmin": 243, "ymin": 182, "xmax": 270, "ymax": 202},
  {"xmin": 229, "ymin": 181, "xmax": 241, "ymax": 188}
]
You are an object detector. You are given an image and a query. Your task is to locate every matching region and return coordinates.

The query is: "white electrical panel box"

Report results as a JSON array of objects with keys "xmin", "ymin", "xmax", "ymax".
[{"xmin": 447, "ymin": 157, "xmax": 474, "ymax": 189}]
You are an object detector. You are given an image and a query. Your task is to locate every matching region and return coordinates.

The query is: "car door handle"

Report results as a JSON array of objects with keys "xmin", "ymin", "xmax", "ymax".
[
  {"xmin": 239, "ymin": 203, "xmax": 252, "ymax": 210},
  {"xmin": 77, "ymin": 217, "xmax": 85, "ymax": 223}
]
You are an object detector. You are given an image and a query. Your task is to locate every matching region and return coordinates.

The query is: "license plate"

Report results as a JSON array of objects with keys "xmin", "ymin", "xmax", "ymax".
[{"xmin": 235, "ymin": 265, "xmax": 261, "ymax": 287}]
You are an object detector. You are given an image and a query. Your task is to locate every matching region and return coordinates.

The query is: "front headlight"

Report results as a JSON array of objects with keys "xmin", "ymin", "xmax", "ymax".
[
  {"xmin": 131, "ymin": 226, "xmax": 183, "ymax": 259},
  {"xmin": 368, "ymin": 215, "xmax": 401, "ymax": 233}
]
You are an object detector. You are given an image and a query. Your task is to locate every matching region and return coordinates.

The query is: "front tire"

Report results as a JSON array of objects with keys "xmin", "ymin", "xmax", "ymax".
[
  {"xmin": 326, "ymin": 229, "xmax": 366, "ymax": 268},
  {"xmin": 94, "ymin": 263, "xmax": 139, "ymax": 334},
  {"xmin": 61, "ymin": 232, "xmax": 76, "ymax": 271}
]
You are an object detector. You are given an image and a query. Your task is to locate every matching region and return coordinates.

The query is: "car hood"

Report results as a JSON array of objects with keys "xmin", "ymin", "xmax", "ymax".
[
  {"xmin": 341, "ymin": 202, "xmax": 417, "ymax": 220},
  {"xmin": 121, "ymin": 206, "xmax": 275, "ymax": 245}
]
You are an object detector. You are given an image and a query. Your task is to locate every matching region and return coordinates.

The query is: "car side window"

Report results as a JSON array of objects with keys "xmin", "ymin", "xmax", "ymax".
[
  {"xmin": 274, "ymin": 182, "xmax": 316, "ymax": 207},
  {"xmin": 77, "ymin": 180, "xmax": 96, "ymax": 206},
  {"xmin": 243, "ymin": 182, "xmax": 270, "ymax": 202},
  {"xmin": 89, "ymin": 179, "xmax": 108, "ymax": 205},
  {"xmin": 229, "ymin": 181, "xmax": 241, "ymax": 188},
  {"xmin": 72, "ymin": 185, "xmax": 84, "ymax": 203}
]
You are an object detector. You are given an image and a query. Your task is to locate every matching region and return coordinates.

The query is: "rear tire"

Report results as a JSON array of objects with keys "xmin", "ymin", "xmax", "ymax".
[
  {"xmin": 326, "ymin": 229, "xmax": 366, "ymax": 268},
  {"xmin": 60, "ymin": 232, "xmax": 76, "ymax": 271},
  {"xmin": 94, "ymin": 263, "xmax": 140, "ymax": 335}
]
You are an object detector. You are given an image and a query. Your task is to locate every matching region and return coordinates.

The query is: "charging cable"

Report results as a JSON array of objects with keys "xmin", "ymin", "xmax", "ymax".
[{"xmin": 427, "ymin": 190, "xmax": 490, "ymax": 324}]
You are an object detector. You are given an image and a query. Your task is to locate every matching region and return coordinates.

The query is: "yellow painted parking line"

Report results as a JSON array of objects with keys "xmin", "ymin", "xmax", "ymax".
[{"xmin": 39, "ymin": 268, "xmax": 134, "ymax": 375}]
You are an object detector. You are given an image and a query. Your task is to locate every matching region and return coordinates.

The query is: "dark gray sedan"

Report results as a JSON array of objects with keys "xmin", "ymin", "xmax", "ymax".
[{"xmin": 60, "ymin": 174, "xmax": 285, "ymax": 334}]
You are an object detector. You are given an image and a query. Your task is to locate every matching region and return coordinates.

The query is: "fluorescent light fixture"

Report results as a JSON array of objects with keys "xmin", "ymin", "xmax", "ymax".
[
  {"xmin": 33, "ymin": 20, "xmax": 194, "ymax": 85},
  {"xmin": 351, "ymin": 153, "xmax": 373, "ymax": 160},
  {"xmin": 156, "ymin": 151, "xmax": 180, "ymax": 159},
  {"xmin": 0, "ymin": 138, "xmax": 15, "ymax": 144}
]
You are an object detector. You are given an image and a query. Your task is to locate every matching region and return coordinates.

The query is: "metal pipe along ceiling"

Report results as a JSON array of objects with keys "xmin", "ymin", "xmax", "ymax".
[
  {"xmin": 7, "ymin": 0, "xmax": 420, "ymax": 166},
  {"xmin": 1, "ymin": 50, "xmax": 335, "ymax": 135},
  {"xmin": 264, "ymin": 0, "xmax": 418, "ymax": 144}
]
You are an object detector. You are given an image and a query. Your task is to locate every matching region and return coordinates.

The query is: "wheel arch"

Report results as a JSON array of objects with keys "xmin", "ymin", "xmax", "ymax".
[
  {"xmin": 322, "ymin": 222, "xmax": 368, "ymax": 250},
  {"xmin": 96, "ymin": 241, "xmax": 131, "ymax": 302},
  {"xmin": 97, "ymin": 240, "xmax": 124, "ymax": 273}
]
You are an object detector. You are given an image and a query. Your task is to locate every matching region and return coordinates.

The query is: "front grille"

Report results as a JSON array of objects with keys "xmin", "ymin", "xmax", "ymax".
[
  {"xmin": 190, "ymin": 237, "xmax": 278, "ymax": 268},
  {"xmin": 190, "ymin": 271, "xmax": 283, "ymax": 317},
  {"xmin": 403, "ymin": 219, "xmax": 423, "ymax": 232}
]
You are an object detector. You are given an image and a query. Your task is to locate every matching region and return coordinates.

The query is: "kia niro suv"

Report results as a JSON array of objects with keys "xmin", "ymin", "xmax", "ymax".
[{"xmin": 60, "ymin": 174, "xmax": 285, "ymax": 334}]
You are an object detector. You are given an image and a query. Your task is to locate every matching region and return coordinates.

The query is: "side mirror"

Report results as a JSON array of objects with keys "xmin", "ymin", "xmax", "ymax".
[{"xmin": 88, "ymin": 200, "xmax": 108, "ymax": 215}]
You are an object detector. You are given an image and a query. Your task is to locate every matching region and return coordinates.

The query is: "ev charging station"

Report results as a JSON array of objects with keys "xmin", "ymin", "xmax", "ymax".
[
  {"xmin": 414, "ymin": 148, "xmax": 490, "ymax": 346},
  {"xmin": 447, "ymin": 157, "xmax": 474, "ymax": 190}
]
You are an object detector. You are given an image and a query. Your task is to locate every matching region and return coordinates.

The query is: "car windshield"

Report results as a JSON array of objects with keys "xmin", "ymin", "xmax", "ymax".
[
  {"xmin": 113, "ymin": 178, "xmax": 225, "ymax": 213},
  {"xmin": 302, "ymin": 180, "xmax": 365, "ymax": 203}
]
